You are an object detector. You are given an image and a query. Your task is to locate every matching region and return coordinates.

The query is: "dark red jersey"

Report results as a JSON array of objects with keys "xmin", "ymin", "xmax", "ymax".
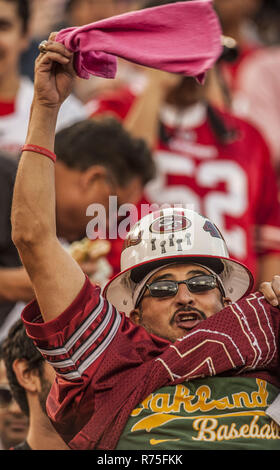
[{"xmin": 22, "ymin": 276, "xmax": 280, "ymax": 449}]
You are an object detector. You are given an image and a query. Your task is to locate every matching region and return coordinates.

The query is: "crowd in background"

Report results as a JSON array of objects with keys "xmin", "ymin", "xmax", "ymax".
[{"xmin": 0, "ymin": 0, "xmax": 280, "ymax": 450}]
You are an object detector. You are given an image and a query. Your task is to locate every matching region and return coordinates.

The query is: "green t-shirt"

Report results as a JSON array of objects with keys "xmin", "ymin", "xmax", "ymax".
[{"xmin": 117, "ymin": 377, "xmax": 280, "ymax": 450}]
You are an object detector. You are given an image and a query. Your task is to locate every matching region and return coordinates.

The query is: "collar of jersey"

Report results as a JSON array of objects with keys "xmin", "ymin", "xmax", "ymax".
[{"xmin": 159, "ymin": 102, "xmax": 207, "ymax": 129}]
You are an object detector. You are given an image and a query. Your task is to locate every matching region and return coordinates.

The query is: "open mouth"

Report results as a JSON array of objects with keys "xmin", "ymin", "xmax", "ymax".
[{"xmin": 173, "ymin": 310, "xmax": 205, "ymax": 330}]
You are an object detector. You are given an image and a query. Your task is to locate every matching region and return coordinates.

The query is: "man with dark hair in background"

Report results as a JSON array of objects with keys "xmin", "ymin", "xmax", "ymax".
[
  {"xmin": 0, "ymin": 349, "xmax": 28, "ymax": 450},
  {"xmin": 1, "ymin": 319, "xmax": 69, "ymax": 450},
  {"xmin": 54, "ymin": 117, "xmax": 155, "ymax": 245}
]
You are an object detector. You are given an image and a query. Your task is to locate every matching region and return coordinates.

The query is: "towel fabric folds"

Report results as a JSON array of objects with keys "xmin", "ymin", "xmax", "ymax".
[{"xmin": 55, "ymin": 0, "xmax": 222, "ymax": 83}]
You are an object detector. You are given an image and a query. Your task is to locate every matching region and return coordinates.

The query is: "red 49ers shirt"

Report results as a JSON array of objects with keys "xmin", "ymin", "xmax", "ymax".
[{"xmin": 22, "ymin": 276, "xmax": 280, "ymax": 449}]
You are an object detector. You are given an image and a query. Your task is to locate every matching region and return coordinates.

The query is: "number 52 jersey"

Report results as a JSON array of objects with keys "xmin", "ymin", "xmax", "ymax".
[
  {"xmin": 88, "ymin": 90, "xmax": 280, "ymax": 281},
  {"xmin": 143, "ymin": 102, "xmax": 280, "ymax": 281}
]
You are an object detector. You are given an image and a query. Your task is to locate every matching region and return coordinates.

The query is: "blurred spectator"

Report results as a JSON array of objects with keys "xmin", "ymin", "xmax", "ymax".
[
  {"xmin": 1, "ymin": 319, "xmax": 69, "ymax": 449},
  {"xmin": 62, "ymin": 0, "xmax": 122, "ymax": 102},
  {"xmin": 254, "ymin": 0, "xmax": 280, "ymax": 45},
  {"xmin": 64, "ymin": 0, "xmax": 119, "ymax": 26},
  {"xmin": 0, "ymin": 154, "xmax": 33, "ymax": 346},
  {"xmin": 0, "ymin": 352, "xmax": 28, "ymax": 450},
  {"xmin": 20, "ymin": 0, "xmax": 68, "ymax": 79},
  {"xmin": 21, "ymin": 1, "xmax": 144, "ymax": 81},
  {"xmin": 217, "ymin": 2, "xmax": 280, "ymax": 196},
  {"xmin": 208, "ymin": 1, "xmax": 280, "ymax": 197},
  {"xmin": 87, "ymin": 1, "xmax": 280, "ymax": 286},
  {"xmin": 54, "ymin": 118, "xmax": 155, "ymax": 277},
  {"xmin": 214, "ymin": 0, "xmax": 262, "ymax": 46},
  {"xmin": 0, "ymin": 0, "xmax": 87, "ymax": 160},
  {"xmin": 213, "ymin": 0, "xmax": 262, "ymax": 96},
  {"xmin": 54, "ymin": 118, "xmax": 154, "ymax": 243},
  {"xmin": 132, "ymin": 74, "xmax": 280, "ymax": 287},
  {"xmin": 30, "ymin": 0, "xmax": 67, "ymax": 39},
  {"xmin": 231, "ymin": 46, "xmax": 280, "ymax": 193}
]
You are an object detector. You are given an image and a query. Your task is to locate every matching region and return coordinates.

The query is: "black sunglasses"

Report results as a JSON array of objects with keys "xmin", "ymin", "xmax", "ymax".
[
  {"xmin": 136, "ymin": 274, "xmax": 225, "ymax": 306},
  {"xmin": 0, "ymin": 384, "xmax": 13, "ymax": 408}
]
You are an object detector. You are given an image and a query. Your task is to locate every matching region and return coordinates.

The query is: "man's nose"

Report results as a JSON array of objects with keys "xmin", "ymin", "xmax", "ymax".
[
  {"xmin": 174, "ymin": 282, "xmax": 194, "ymax": 304},
  {"xmin": 7, "ymin": 399, "xmax": 23, "ymax": 415}
]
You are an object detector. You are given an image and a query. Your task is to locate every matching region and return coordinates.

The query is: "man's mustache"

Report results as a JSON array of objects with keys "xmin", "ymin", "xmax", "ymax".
[{"xmin": 170, "ymin": 306, "xmax": 207, "ymax": 324}]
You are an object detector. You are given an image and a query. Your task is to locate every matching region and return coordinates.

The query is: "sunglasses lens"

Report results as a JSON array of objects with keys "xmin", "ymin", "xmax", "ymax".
[
  {"xmin": 149, "ymin": 280, "xmax": 178, "ymax": 297},
  {"xmin": 147, "ymin": 275, "xmax": 218, "ymax": 299},
  {"xmin": 187, "ymin": 275, "xmax": 217, "ymax": 292},
  {"xmin": 0, "ymin": 387, "xmax": 12, "ymax": 407}
]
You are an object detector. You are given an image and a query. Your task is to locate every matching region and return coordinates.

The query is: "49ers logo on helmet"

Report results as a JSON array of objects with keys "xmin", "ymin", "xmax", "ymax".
[{"xmin": 149, "ymin": 214, "xmax": 191, "ymax": 234}]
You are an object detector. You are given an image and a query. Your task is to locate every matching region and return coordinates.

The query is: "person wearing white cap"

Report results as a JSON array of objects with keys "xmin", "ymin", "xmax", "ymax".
[
  {"xmin": 11, "ymin": 35, "xmax": 280, "ymax": 450},
  {"xmin": 103, "ymin": 205, "xmax": 253, "ymax": 344}
]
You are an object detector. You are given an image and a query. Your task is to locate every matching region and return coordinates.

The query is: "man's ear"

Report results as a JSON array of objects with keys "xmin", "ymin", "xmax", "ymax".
[
  {"xmin": 223, "ymin": 297, "xmax": 232, "ymax": 307},
  {"xmin": 79, "ymin": 165, "xmax": 108, "ymax": 192},
  {"xmin": 129, "ymin": 309, "xmax": 142, "ymax": 325},
  {"xmin": 12, "ymin": 359, "xmax": 40, "ymax": 393}
]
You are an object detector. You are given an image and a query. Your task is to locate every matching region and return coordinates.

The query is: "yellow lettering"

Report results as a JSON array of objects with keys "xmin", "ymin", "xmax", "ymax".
[
  {"xmin": 131, "ymin": 394, "xmax": 152, "ymax": 417},
  {"xmin": 251, "ymin": 379, "xmax": 268, "ymax": 408},
  {"xmin": 150, "ymin": 393, "xmax": 174, "ymax": 413},
  {"xmin": 192, "ymin": 416, "xmax": 280, "ymax": 443},
  {"xmin": 213, "ymin": 396, "xmax": 235, "ymax": 410},
  {"xmin": 189, "ymin": 386, "xmax": 211, "ymax": 412},
  {"xmin": 172, "ymin": 385, "xmax": 194, "ymax": 413},
  {"xmin": 131, "ymin": 379, "xmax": 273, "ymax": 424},
  {"xmin": 232, "ymin": 392, "xmax": 252, "ymax": 409},
  {"xmin": 192, "ymin": 418, "xmax": 218, "ymax": 441},
  {"xmin": 131, "ymin": 413, "xmax": 180, "ymax": 433}
]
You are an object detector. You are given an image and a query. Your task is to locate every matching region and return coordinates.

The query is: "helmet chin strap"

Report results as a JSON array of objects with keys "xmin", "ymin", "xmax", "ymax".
[{"xmin": 132, "ymin": 262, "xmax": 226, "ymax": 308}]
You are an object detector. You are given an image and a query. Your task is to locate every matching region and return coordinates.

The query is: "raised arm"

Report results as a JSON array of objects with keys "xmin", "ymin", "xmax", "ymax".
[
  {"xmin": 11, "ymin": 36, "xmax": 85, "ymax": 322},
  {"xmin": 124, "ymin": 69, "xmax": 181, "ymax": 149}
]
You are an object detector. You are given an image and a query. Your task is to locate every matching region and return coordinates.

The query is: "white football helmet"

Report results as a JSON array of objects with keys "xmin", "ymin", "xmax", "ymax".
[{"xmin": 104, "ymin": 207, "xmax": 253, "ymax": 315}]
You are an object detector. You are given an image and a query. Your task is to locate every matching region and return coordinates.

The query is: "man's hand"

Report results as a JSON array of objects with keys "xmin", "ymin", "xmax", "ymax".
[
  {"xmin": 145, "ymin": 68, "xmax": 182, "ymax": 94},
  {"xmin": 33, "ymin": 32, "xmax": 75, "ymax": 109},
  {"xmin": 259, "ymin": 275, "xmax": 280, "ymax": 307}
]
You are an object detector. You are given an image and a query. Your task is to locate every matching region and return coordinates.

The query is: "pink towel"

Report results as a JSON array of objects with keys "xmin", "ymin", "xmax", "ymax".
[{"xmin": 55, "ymin": 0, "xmax": 222, "ymax": 83}]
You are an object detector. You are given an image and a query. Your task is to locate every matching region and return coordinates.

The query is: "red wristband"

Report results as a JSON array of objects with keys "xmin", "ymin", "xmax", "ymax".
[{"xmin": 21, "ymin": 144, "xmax": 56, "ymax": 163}]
